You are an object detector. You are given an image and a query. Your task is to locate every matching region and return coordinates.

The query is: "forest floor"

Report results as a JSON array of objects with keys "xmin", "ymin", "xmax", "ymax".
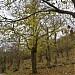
[
  {"xmin": 4, "ymin": 58, "xmax": 75, "ymax": 75},
  {"xmin": 2, "ymin": 48, "xmax": 75, "ymax": 75}
]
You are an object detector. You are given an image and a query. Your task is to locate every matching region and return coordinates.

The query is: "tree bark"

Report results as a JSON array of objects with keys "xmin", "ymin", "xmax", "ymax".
[
  {"xmin": 66, "ymin": 50, "xmax": 69, "ymax": 60},
  {"xmin": 31, "ymin": 47, "xmax": 37, "ymax": 73},
  {"xmin": 46, "ymin": 45, "xmax": 51, "ymax": 66},
  {"xmin": 46, "ymin": 27, "xmax": 51, "ymax": 66},
  {"xmin": 54, "ymin": 29, "xmax": 58, "ymax": 64}
]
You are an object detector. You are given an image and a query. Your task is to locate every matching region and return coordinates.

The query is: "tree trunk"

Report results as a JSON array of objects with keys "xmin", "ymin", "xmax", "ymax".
[
  {"xmin": 54, "ymin": 54, "xmax": 57, "ymax": 64},
  {"xmin": 54, "ymin": 45, "xmax": 58, "ymax": 64},
  {"xmin": 31, "ymin": 47, "xmax": 37, "ymax": 73},
  {"xmin": 38, "ymin": 51, "xmax": 43, "ymax": 62},
  {"xmin": 46, "ymin": 27, "xmax": 51, "ymax": 66},
  {"xmin": 66, "ymin": 50, "xmax": 69, "ymax": 60},
  {"xmin": 60, "ymin": 51, "xmax": 64, "ymax": 58},
  {"xmin": 46, "ymin": 45, "xmax": 51, "ymax": 66},
  {"xmin": 1, "ymin": 56, "xmax": 6, "ymax": 73},
  {"xmin": 54, "ymin": 32, "xmax": 58, "ymax": 64}
]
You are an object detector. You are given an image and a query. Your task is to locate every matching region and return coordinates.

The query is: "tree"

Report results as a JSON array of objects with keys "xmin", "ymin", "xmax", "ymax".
[
  {"xmin": 46, "ymin": 27, "xmax": 51, "ymax": 66},
  {"xmin": 0, "ymin": 0, "xmax": 75, "ymax": 74}
]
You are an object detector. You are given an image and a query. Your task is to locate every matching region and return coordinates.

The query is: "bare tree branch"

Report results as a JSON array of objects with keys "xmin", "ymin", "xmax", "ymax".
[
  {"xmin": 42, "ymin": 0, "xmax": 75, "ymax": 17},
  {"xmin": 0, "ymin": 1, "xmax": 75, "ymax": 23},
  {"xmin": 42, "ymin": 0, "xmax": 59, "ymax": 10}
]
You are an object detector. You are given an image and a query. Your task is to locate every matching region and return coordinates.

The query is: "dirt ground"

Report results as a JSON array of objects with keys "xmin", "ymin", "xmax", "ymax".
[
  {"xmin": 4, "ymin": 58, "xmax": 75, "ymax": 75},
  {"xmin": 1, "ymin": 48, "xmax": 75, "ymax": 75}
]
